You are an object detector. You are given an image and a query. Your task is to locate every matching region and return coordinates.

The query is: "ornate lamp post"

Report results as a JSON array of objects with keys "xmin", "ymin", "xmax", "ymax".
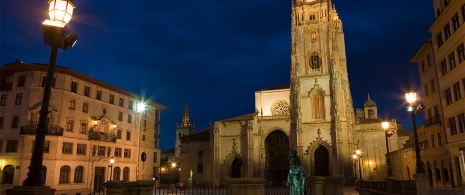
[
  {"xmin": 353, "ymin": 148, "xmax": 363, "ymax": 180},
  {"xmin": 171, "ymin": 162, "xmax": 177, "ymax": 185},
  {"xmin": 405, "ymin": 86, "xmax": 426, "ymax": 174},
  {"xmin": 381, "ymin": 118, "xmax": 394, "ymax": 177},
  {"xmin": 23, "ymin": 0, "xmax": 77, "ymax": 186},
  {"xmin": 109, "ymin": 156, "xmax": 115, "ymax": 181}
]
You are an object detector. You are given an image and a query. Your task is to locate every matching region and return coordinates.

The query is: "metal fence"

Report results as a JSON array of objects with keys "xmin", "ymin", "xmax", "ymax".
[
  {"xmin": 154, "ymin": 185, "xmax": 226, "ymax": 195},
  {"xmin": 355, "ymin": 180, "xmax": 417, "ymax": 195}
]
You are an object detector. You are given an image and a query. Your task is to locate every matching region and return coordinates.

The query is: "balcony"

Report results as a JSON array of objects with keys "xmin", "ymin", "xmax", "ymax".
[
  {"xmin": 424, "ymin": 115, "xmax": 441, "ymax": 128},
  {"xmin": 259, "ymin": 115, "xmax": 289, "ymax": 120},
  {"xmin": 20, "ymin": 125, "xmax": 64, "ymax": 136},
  {"xmin": 88, "ymin": 130, "xmax": 117, "ymax": 143}
]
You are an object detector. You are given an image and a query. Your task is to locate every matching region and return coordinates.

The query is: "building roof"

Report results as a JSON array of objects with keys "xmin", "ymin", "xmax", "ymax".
[
  {"xmin": 180, "ymin": 127, "xmax": 211, "ymax": 142},
  {"xmin": 221, "ymin": 113, "xmax": 256, "ymax": 122},
  {"xmin": 256, "ymin": 84, "xmax": 290, "ymax": 91},
  {"xmin": 1, "ymin": 62, "xmax": 167, "ymax": 109},
  {"xmin": 364, "ymin": 93, "xmax": 376, "ymax": 107}
]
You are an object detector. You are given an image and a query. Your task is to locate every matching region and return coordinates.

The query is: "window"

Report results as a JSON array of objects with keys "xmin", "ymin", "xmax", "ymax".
[
  {"xmin": 449, "ymin": 116, "xmax": 458, "ymax": 135},
  {"xmin": 427, "ymin": 54, "xmax": 432, "ymax": 67},
  {"xmin": 115, "ymin": 148, "xmax": 122, "ymax": 157},
  {"xmin": 80, "ymin": 122, "xmax": 87, "ymax": 134},
  {"xmin": 431, "ymin": 134, "xmax": 436, "ymax": 148},
  {"xmin": 118, "ymin": 112, "xmax": 123, "ymax": 121},
  {"xmin": 438, "ymin": 133, "xmax": 443, "ymax": 146},
  {"xmin": 143, "ymin": 120, "xmax": 146, "ymax": 131},
  {"xmin": 71, "ymin": 81, "xmax": 78, "ymax": 93},
  {"xmin": 449, "ymin": 52, "xmax": 457, "ymax": 70},
  {"xmin": 462, "ymin": 4, "xmax": 465, "ymax": 23},
  {"xmin": 453, "ymin": 82, "xmax": 462, "ymax": 101},
  {"xmin": 6, "ymin": 140, "xmax": 18, "ymax": 152},
  {"xmin": 59, "ymin": 166, "xmax": 70, "ymax": 183},
  {"xmin": 74, "ymin": 166, "xmax": 84, "ymax": 183},
  {"xmin": 424, "ymin": 85, "xmax": 429, "ymax": 97},
  {"xmin": 41, "ymin": 76, "xmax": 56, "ymax": 88},
  {"xmin": 82, "ymin": 102, "xmax": 88, "ymax": 113},
  {"xmin": 452, "ymin": 13, "xmax": 460, "ymax": 31},
  {"xmin": 431, "ymin": 80, "xmax": 436, "ymax": 93},
  {"xmin": 421, "ymin": 61, "xmax": 425, "ymax": 72},
  {"xmin": 444, "ymin": 23, "xmax": 451, "ymax": 39},
  {"xmin": 67, "ymin": 119, "xmax": 74, "ymax": 132},
  {"xmin": 0, "ymin": 94, "xmax": 6, "ymax": 106},
  {"xmin": 31, "ymin": 140, "xmax": 50, "ymax": 153},
  {"xmin": 17, "ymin": 75, "xmax": 25, "ymax": 87},
  {"xmin": 113, "ymin": 167, "xmax": 121, "ymax": 180},
  {"xmin": 109, "ymin": 94, "xmax": 115, "ymax": 104},
  {"xmin": 62, "ymin": 142, "xmax": 73, "ymax": 154},
  {"xmin": 2, "ymin": 165, "xmax": 15, "ymax": 184},
  {"xmin": 312, "ymin": 91, "xmax": 324, "ymax": 119},
  {"xmin": 458, "ymin": 44, "xmax": 465, "ymax": 63},
  {"xmin": 84, "ymin": 86, "xmax": 90, "ymax": 97},
  {"xmin": 0, "ymin": 140, "xmax": 2, "ymax": 153},
  {"xmin": 441, "ymin": 60, "xmax": 448, "ymax": 76},
  {"xmin": 124, "ymin": 149, "xmax": 131, "ymax": 158},
  {"xmin": 69, "ymin": 99, "xmax": 75, "ymax": 110},
  {"xmin": 119, "ymin": 97, "xmax": 124, "ymax": 107},
  {"xmin": 77, "ymin": 144, "xmax": 86, "ymax": 155},
  {"xmin": 458, "ymin": 113, "xmax": 465, "ymax": 134},
  {"xmin": 117, "ymin": 129, "xmax": 122, "ymax": 139},
  {"xmin": 197, "ymin": 163, "xmax": 204, "ymax": 173},
  {"xmin": 153, "ymin": 152, "xmax": 158, "ymax": 163},
  {"xmin": 437, "ymin": 33, "xmax": 443, "ymax": 47},
  {"xmin": 11, "ymin": 116, "xmax": 19, "ymax": 128},
  {"xmin": 445, "ymin": 88, "xmax": 453, "ymax": 105},
  {"xmin": 142, "ymin": 135, "xmax": 146, "ymax": 141},
  {"xmin": 128, "ymin": 114, "xmax": 132, "ymax": 123},
  {"xmin": 14, "ymin": 93, "xmax": 22, "ymax": 105},
  {"xmin": 128, "ymin": 101, "xmax": 134, "ymax": 110},
  {"xmin": 123, "ymin": 167, "xmax": 130, "ymax": 180},
  {"xmin": 98, "ymin": 146, "xmax": 106, "ymax": 156},
  {"xmin": 311, "ymin": 32, "xmax": 317, "ymax": 40},
  {"xmin": 0, "ymin": 117, "xmax": 4, "ymax": 129},
  {"xmin": 126, "ymin": 131, "xmax": 131, "ymax": 140},
  {"xmin": 96, "ymin": 90, "xmax": 102, "ymax": 100}
]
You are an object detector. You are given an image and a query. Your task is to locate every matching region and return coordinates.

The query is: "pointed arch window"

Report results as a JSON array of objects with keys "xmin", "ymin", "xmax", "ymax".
[
  {"xmin": 310, "ymin": 52, "xmax": 321, "ymax": 70},
  {"xmin": 312, "ymin": 91, "xmax": 324, "ymax": 119}
]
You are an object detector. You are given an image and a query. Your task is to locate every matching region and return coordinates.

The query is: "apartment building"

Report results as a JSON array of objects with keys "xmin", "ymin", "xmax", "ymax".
[{"xmin": 0, "ymin": 61, "xmax": 167, "ymax": 194}]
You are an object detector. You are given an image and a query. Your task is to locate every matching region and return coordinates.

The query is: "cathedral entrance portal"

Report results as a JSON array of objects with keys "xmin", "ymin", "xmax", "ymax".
[
  {"xmin": 314, "ymin": 146, "xmax": 329, "ymax": 176},
  {"xmin": 265, "ymin": 130, "xmax": 289, "ymax": 185}
]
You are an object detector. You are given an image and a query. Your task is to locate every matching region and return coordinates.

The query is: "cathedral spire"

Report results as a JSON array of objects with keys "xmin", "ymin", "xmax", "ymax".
[{"xmin": 180, "ymin": 101, "xmax": 193, "ymax": 127}]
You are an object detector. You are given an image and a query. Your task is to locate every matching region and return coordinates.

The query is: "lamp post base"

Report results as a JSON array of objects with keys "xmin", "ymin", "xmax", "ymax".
[
  {"xmin": 6, "ymin": 186, "xmax": 56, "ymax": 195},
  {"xmin": 413, "ymin": 173, "xmax": 429, "ymax": 195}
]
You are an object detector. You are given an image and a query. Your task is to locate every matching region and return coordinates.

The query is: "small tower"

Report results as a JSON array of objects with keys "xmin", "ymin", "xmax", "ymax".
[
  {"xmin": 363, "ymin": 94, "xmax": 378, "ymax": 119},
  {"xmin": 175, "ymin": 101, "xmax": 196, "ymax": 158}
]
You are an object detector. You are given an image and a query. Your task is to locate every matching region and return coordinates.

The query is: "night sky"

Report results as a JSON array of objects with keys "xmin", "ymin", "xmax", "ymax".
[{"xmin": 1, "ymin": 0, "xmax": 434, "ymax": 150}]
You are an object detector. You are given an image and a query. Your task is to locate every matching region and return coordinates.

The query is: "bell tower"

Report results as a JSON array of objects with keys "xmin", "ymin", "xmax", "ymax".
[
  {"xmin": 289, "ymin": 0, "xmax": 355, "ymax": 178},
  {"xmin": 175, "ymin": 101, "xmax": 196, "ymax": 158}
]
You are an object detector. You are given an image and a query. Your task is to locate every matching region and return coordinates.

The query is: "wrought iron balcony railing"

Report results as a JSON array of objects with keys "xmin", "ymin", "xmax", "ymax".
[
  {"xmin": 20, "ymin": 125, "xmax": 64, "ymax": 136},
  {"xmin": 424, "ymin": 115, "xmax": 441, "ymax": 128},
  {"xmin": 88, "ymin": 130, "xmax": 117, "ymax": 143}
]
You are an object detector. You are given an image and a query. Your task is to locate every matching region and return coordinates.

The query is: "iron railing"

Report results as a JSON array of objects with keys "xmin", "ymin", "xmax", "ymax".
[
  {"xmin": 154, "ymin": 185, "xmax": 226, "ymax": 195},
  {"xmin": 88, "ymin": 130, "xmax": 117, "ymax": 143},
  {"xmin": 88, "ymin": 188, "xmax": 105, "ymax": 195},
  {"xmin": 20, "ymin": 125, "xmax": 64, "ymax": 136},
  {"xmin": 424, "ymin": 115, "xmax": 441, "ymax": 127},
  {"xmin": 355, "ymin": 180, "xmax": 416, "ymax": 195}
]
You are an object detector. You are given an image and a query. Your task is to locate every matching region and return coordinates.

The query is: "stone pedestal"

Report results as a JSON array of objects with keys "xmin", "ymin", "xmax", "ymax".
[
  {"xmin": 104, "ymin": 180, "xmax": 155, "ymax": 195},
  {"xmin": 6, "ymin": 186, "xmax": 56, "ymax": 195},
  {"xmin": 187, "ymin": 177, "xmax": 193, "ymax": 186},
  {"xmin": 414, "ymin": 173, "xmax": 429, "ymax": 195},
  {"xmin": 309, "ymin": 176, "xmax": 343, "ymax": 195},
  {"xmin": 224, "ymin": 178, "xmax": 266, "ymax": 195}
]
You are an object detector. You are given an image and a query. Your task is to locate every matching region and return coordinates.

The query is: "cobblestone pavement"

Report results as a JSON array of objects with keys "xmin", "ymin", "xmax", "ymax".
[{"xmin": 343, "ymin": 185, "xmax": 359, "ymax": 195}]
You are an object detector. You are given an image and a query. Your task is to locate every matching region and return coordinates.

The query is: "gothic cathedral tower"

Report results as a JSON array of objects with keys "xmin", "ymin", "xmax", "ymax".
[
  {"xmin": 175, "ymin": 102, "xmax": 196, "ymax": 158},
  {"xmin": 290, "ymin": 0, "xmax": 355, "ymax": 178}
]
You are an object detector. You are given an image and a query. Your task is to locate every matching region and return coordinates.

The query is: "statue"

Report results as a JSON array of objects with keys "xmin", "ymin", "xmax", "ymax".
[
  {"xmin": 190, "ymin": 169, "xmax": 193, "ymax": 178},
  {"xmin": 287, "ymin": 150, "xmax": 307, "ymax": 195}
]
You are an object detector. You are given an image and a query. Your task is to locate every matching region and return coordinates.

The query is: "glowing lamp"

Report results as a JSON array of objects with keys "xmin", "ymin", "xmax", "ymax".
[
  {"xmin": 45, "ymin": 0, "xmax": 75, "ymax": 26},
  {"xmin": 137, "ymin": 102, "xmax": 146, "ymax": 113},
  {"xmin": 356, "ymin": 149, "xmax": 361, "ymax": 155},
  {"xmin": 405, "ymin": 86, "xmax": 417, "ymax": 105},
  {"xmin": 381, "ymin": 118, "xmax": 389, "ymax": 130},
  {"xmin": 110, "ymin": 156, "xmax": 115, "ymax": 164}
]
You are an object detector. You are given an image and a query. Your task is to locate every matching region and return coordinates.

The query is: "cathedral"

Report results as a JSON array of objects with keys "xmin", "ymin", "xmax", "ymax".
[{"xmin": 177, "ymin": 0, "xmax": 406, "ymax": 189}]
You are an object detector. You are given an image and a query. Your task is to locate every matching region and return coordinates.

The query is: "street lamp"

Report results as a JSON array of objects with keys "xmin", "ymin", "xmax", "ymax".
[
  {"xmin": 109, "ymin": 156, "xmax": 115, "ymax": 181},
  {"xmin": 353, "ymin": 148, "xmax": 363, "ymax": 180},
  {"xmin": 405, "ymin": 86, "xmax": 426, "ymax": 174},
  {"xmin": 381, "ymin": 117, "xmax": 394, "ymax": 177},
  {"xmin": 23, "ymin": 0, "xmax": 77, "ymax": 186},
  {"xmin": 171, "ymin": 162, "xmax": 177, "ymax": 185},
  {"xmin": 135, "ymin": 101, "xmax": 146, "ymax": 180}
]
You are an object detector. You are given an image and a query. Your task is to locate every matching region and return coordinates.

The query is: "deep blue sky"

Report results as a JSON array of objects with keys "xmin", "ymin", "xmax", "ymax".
[{"xmin": 1, "ymin": 0, "xmax": 434, "ymax": 150}]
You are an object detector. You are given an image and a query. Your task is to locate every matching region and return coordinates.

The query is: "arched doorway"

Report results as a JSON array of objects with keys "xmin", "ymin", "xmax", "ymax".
[
  {"xmin": 314, "ymin": 145, "xmax": 329, "ymax": 176},
  {"xmin": 265, "ymin": 130, "xmax": 289, "ymax": 184},
  {"xmin": 231, "ymin": 158, "xmax": 242, "ymax": 178}
]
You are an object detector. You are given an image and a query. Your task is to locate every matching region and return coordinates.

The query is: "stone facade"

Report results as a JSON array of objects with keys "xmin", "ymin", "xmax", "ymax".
[{"xmin": 0, "ymin": 62, "xmax": 167, "ymax": 194}]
